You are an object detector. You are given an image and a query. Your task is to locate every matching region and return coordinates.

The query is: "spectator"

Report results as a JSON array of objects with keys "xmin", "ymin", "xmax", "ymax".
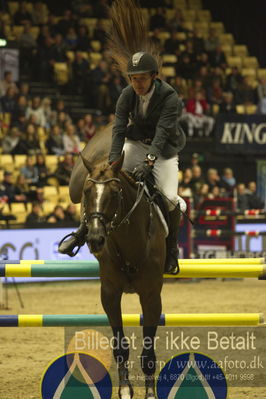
[
  {"xmin": 190, "ymin": 152, "xmax": 201, "ymax": 168},
  {"xmin": 35, "ymin": 36, "xmax": 55, "ymax": 81},
  {"xmin": 257, "ymin": 77, "xmax": 266, "ymax": 114},
  {"xmin": 65, "ymin": 27, "xmax": 78, "ymax": 50},
  {"xmin": 62, "ymin": 123, "xmax": 81, "ymax": 154},
  {"xmin": 225, "ymin": 66, "xmax": 242, "ymax": 94},
  {"xmin": 167, "ymin": 8, "xmax": 185, "ymax": 33},
  {"xmin": 76, "ymin": 25, "xmax": 91, "ymax": 51},
  {"xmin": 46, "ymin": 205, "xmax": 66, "ymax": 224},
  {"xmin": 219, "ymin": 92, "xmax": 237, "ymax": 114},
  {"xmin": 25, "ymin": 202, "xmax": 44, "ymax": 226},
  {"xmin": 18, "ymin": 22, "xmax": 37, "ymax": 75},
  {"xmin": 181, "ymin": 90, "xmax": 215, "ymax": 137},
  {"xmin": 32, "ymin": 1, "xmax": 48, "ymax": 25},
  {"xmin": 194, "ymin": 183, "xmax": 210, "ymax": 208},
  {"xmin": 191, "ymin": 165, "xmax": 205, "ymax": 193},
  {"xmin": 206, "ymin": 168, "xmax": 221, "ymax": 191},
  {"xmin": 71, "ymin": 52, "xmax": 90, "ymax": 94},
  {"xmin": 0, "ymin": 71, "xmax": 18, "ymax": 96},
  {"xmin": 41, "ymin": 97, "xmax": 53, "ymax": 129},
  {"xmin": 206, "ymin": 78, "xmax": 224, "ymax": 105},
  {"xmin": 220, "ymin": 167, "xmax": 236, "ymax": 195},
  {"xmin": 13, "ymin": 1, "xmax": 33, "ymax": 25},
  {"xmin": 26, "ymin": 96, "xmax": 46, "ymax": 127},
  {"xmin": 2, "ymin": 127, "xmax": 22, "ymax": 154},
  {"xmin": 236, "ymin": 183, "xmax": 249, "ymax": 211},
  {"xmin": 204, "ymin": 28, "xmax": 220, "ymax": 54},
  {"xmin": 1, "ymin": 171, "xmax": 27, "ymax": 203},
  {"xmin": 51, "ymin": 100, "xmax": 72, "ymax": 126},
  {"xmin": 20, "ymin": 155, "xmax": 39, "ymax": 185},
  {"xmin": 56, "ymin": 10, "xmax": 76, "ymax": 36},
  {"xmin": 176, "ymin": 53, "xmax": 195, "ymax": 81},
  {"xmin": 92, "ymin": 0, "xmax": 109, "ymax": 18},
  {"xmin": 150, "ymin": 8, "xmax": 166, "ymax": 30},
  {"xmin": 83, "ymin": 114, "xmax": 96, "ymax": 141},
  {"xmin": 164, "ymin": 31, "xmax": 182, "ymax": 54},
  {"xmin": 209, "ymin": 45, "xmax": 227, "ymax": 69},
  {"xmin": 76, "ymin": 118, "xmax": 86, "ymax": 141},
  {"xmin": 12, "ymin": 95, "xmax": 28, "ymax": 123},
  {"xmin": 14, "ymin": 174, "xmax": 32, "ymax": 201},
  {"xmin": 35, "ymin": 154, "xmax": 50, "ymax": 187},
  {"xmin": 235, "ymin": 75, "xmax": 258, "ymax": 105},
  {"xmin": 17, "ymin": 123, "xmax": 41, "ymax": 154},
  {"xmin": 64, "ymin": 203, "xmax": 78, "ymax": 223},
  {"xmin": 1, "ymin": 87, "xmax": 17, "ymax": 113},
  {"xmin": 179, "ymin": 168, "xmax": 193, "ymax": 197},
  {"xmin": 46, "ymin": 125, "xmax": 65, "ymax": 155},
  {"xmin": 247, "ymin": 181, "xmax": 264, "ymax": 209},
  {"xmin": 92, "ymin": 20, "xmax": 107, "ymax": 46},
  {"xmin": 54, "ymin": 153, "xmax": 74, "ymax": 186}
]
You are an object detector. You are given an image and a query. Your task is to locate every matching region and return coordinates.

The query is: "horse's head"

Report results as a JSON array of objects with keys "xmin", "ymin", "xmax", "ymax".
[{"xmin": 81, "ymin": 153, "xmax": 124, "ymax": 255}]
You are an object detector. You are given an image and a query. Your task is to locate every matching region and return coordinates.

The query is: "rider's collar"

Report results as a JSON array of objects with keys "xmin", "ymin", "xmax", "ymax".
[{"xmin": 139, "ymin": 83, "xmax": 155, "ymax": 102}]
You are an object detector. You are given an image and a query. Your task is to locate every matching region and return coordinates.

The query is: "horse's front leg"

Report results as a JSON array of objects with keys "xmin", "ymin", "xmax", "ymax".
[
  {"xmin": 101, "ymin": 281, "xmax": 133, "ymax": 399},
  {"xmin": 139, "ymin": 289, "xmax": 162, "ymax": 399}
]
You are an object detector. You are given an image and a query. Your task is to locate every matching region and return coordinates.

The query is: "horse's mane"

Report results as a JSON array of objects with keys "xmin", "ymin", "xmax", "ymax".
[{"xmin": 90, "ymin": 162, "xmax": 138, "ymax": 189}]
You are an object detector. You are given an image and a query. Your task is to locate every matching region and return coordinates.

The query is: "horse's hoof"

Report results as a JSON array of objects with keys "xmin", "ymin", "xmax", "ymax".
[
  {"xmin": 144, "ymin": 388, "xmax": 156, "ymax": 399},
  {"xmin": 119, "ymin": 383, "xmax": 134, "ymax": 399}
]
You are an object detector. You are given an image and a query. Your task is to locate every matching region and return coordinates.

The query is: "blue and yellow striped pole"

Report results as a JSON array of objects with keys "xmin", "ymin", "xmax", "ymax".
[
  {"xmin": 0, "ymin": 313, "xmax": 264, "ymax": 327},
  {"xmin": 0, "ymin": 259, "xmax": 265, "ymax": 279}
]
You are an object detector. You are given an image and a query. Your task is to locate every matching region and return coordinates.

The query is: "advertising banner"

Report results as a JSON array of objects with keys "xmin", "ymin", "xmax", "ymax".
[{"xmin": 215, "ymin": 114, "xmax": 266, "ymax": 154}]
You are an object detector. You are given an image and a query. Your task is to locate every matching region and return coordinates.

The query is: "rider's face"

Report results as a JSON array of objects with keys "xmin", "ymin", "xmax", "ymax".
[{"xmin": 130, "ymin": 73, "xmax": 154, "ymax": 96}]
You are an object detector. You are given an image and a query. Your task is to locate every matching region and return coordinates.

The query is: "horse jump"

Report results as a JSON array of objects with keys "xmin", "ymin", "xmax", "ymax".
[
  {"xmin": 0, "ymin": 313, "xmax": 264, "ymax": 327},
  {"xmin": 1, "ymin": 258, "xmax": 265, "ymax": 279}
]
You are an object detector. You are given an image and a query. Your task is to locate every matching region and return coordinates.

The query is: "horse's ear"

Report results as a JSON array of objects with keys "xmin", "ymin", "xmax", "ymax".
[
  {"xmin": 110, "ymin": 152, "xmax": 124, "ymax": 174},
  {"xmin": 80, "ymin": 152, "xmax": 93, "ymax": 173}
]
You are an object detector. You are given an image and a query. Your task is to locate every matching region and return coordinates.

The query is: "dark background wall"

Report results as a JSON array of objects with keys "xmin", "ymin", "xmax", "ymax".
[{"xmin": 203, "ymin": 0, "xmax": 266, "ymax": 67}]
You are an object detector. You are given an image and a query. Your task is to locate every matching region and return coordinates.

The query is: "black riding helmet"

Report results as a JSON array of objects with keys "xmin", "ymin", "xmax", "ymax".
[{"xmin": 127, "ymin": 52, "xmax": 158, "ymax": 75}]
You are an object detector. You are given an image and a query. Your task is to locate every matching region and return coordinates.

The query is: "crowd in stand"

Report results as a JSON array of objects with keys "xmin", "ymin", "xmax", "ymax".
[
  {"xmin": 0, "ymin": 1, "xmax": 265, "ymax": 227},
  {"xmin": 178, "ymin": 153, "xmax": 264, "ymax": 211}
]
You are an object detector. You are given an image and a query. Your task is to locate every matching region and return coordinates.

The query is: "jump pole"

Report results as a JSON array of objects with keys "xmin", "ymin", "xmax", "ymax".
[
  {"xmin": 0, "ymin": 313, "xmax": 264, "ymax": 327},
  {"xmin": 1, "ymin": 259, "xmax": 266, "ymax": 279}
]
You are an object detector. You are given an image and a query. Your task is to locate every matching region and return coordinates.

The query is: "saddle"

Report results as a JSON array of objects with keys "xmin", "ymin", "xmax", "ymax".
[{"xmin": 145, "ymin": 174, "xmax": 169, "ymax": 227}]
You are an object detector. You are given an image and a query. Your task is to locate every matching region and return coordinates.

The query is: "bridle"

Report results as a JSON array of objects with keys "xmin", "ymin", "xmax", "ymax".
[
  {"xmin": 83, "ymin": 176, "xmax": 146, "ymax": 234},
  {"xmin": 84, "ymin": 177, "xmax": 122, "ymax": 234}
]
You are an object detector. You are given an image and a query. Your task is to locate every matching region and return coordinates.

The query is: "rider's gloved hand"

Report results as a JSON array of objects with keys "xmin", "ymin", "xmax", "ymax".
[{"xmin": 133, "ymin": 160, "xmax": 154, "ymax": 182}]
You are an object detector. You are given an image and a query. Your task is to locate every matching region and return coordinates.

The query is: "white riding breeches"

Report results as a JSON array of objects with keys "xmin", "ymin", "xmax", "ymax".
[{"xmin": 122, "ymin": 139, "xmax": 187, "ymax": 212}]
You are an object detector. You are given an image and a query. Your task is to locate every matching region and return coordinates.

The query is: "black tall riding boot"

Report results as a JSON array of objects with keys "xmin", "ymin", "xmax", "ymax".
[
  {"xmin": 58, "ymin": 215, "xmax": 87, "ymax": 257},
  {"xmin": 165, "ymin": 207, "xmax": 181, "ymax": 275}
]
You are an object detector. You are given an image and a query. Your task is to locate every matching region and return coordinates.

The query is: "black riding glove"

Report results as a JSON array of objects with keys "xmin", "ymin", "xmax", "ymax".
[{"xmin": 133, "ymin": 161, "xmax": 153, "ymax": 182}]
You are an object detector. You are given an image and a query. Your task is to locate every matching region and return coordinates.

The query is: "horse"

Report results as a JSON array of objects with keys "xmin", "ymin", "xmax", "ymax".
[{"xmin": 79, "ymin": 152, "xmax": 166, "ymax": 399}]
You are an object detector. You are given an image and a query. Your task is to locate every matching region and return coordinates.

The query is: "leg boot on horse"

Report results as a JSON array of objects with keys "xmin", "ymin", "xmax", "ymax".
[
  {"xmin": 58, "ymin": 215, "xmax": 87, "ymax": 257},
  {"xmin": 165, "ymin": 206, "xmax": 181, "ymax": 275}
]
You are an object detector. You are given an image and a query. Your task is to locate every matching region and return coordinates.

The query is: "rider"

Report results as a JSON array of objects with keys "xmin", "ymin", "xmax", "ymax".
[{"xmin": 59, "ymin": 51, "xmax": 186, "ymax": 274}]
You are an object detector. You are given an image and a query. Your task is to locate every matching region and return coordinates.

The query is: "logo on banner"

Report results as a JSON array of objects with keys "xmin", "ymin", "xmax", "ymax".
[
  {"xmin": 41, "ymin": 352, "xmax": 112, "ymax": 399},
  {"xmin": 156, "ymin": 352, "xmax": 227, "ymax": 399}
]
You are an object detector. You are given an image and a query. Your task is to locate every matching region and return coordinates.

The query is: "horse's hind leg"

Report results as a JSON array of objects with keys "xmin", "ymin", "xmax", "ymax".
[{"xmin": 101, "ymin": 283, "xmax": 134, "ymax": 399}]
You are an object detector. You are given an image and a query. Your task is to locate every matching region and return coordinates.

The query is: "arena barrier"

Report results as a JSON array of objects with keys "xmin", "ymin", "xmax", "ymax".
[
  {"xmin": 0, "ymin": 313, "xmax": 264, "ymax": 327},
  {"xmin": 0, "ymin": 258, "xmax": 265, "ymax": 279}
]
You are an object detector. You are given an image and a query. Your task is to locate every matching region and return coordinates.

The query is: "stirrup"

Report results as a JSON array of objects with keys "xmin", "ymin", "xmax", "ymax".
[{"xmin": 58, "ymin": 233, "xmax": 82, "ymax": 257}]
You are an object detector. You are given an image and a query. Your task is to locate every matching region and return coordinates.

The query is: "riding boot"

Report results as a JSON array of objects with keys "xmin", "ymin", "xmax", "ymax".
[
  {"xmin": 58, "ymin": 215, "xmax": 87, "ymax": 257},
  {"xmin": 165, "ymin": 207, "xmax": 181, "ymax": 275}
]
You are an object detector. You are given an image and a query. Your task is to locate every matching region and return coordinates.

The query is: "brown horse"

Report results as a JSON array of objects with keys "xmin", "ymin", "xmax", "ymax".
[{"xmin": 79, "ymin": 152, "xmax": 165, "ymax": 399}]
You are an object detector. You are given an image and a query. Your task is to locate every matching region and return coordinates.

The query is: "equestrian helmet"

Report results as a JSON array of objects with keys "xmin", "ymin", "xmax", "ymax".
[{"xmin": 127, "ymin": 52, "xmax": 158, "ymax": 75}]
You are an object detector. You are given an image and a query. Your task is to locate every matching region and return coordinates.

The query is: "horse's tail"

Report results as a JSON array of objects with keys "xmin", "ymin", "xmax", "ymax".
[{"xmin": 108, "ymin": 0, "xmax": 161, "ymax": 80}]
